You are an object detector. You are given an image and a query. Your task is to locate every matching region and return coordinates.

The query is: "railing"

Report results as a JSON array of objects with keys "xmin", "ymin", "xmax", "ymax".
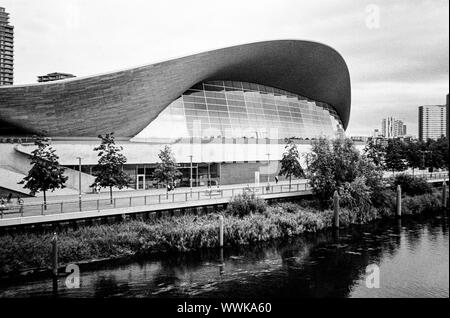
[
  {"xmin": 0, "ymin": 181, "xmax": 312, "ymax": 220},
  {"xmin": 411, "ymin": 171, "xmax": 449, "ymax": 181},
  {"xmin": 1, "ymin": 171, "xmax": 447, "ymax": 220}
]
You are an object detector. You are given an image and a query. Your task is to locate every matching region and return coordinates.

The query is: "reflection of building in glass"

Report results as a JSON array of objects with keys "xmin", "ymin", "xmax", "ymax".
[
  {"xmin": 0, "ymin": 40, "xmax": 351, "ymax": 192},
  {"xmin": 136, "ymin": 81, "xmax": 343, "ymax": 141},
  {"xmin": 37, "ymin": 72, "xmax": 76, "ymax": 83},
  {"xmin": 0, "ymin": 7, "xmax": 14, "ymax": 86}
]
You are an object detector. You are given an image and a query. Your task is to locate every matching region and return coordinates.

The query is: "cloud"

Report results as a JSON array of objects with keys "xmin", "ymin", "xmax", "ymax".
[{"xmin": 2, "ymin": 0, "xmax": 449, "ymax": 137}]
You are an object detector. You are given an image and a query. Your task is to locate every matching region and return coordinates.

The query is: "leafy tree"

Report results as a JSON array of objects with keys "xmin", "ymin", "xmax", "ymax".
[
  {"xmin": 91, "ymin": 133, "xmax": 131, "ymax": 204},
  {"xmin": 428, "ymin": 137, "xmax": 449, "ymax": 170},
  {"xmin": 403, "ymin": 140, "xmax": 423, "ymax": 175},
  {"xmin": 153, "ymin": 145, "xmax": 182, "ymax": 197},
  {"xmin": 279, "ymin": 138, "xmax": 305, "ymax": 189},
  {"xmin": 19, "ymin": 136, "xmax": 68, "ymax": 208},
  {"xmin": 307, "ymin": 137, "xmax": 384, "ymax": 209},
  {"xmin": 364, "ymin": 138, "xmax": 385, "ymax": 167},
  {"xmin": 384, "ymin": 139, "xmax": 407, "ymax": 175}
]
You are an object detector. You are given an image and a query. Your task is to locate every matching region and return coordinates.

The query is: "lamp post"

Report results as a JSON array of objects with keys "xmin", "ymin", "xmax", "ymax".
[
  {"xmin": 76, "ymin": 157, "xmax": 82, "ymax": 211},
  {"xmin": 189, "ymin": 155, "xmax": 193, "ymax": 195},
  {"xmin": 419, "ymin": 150, "xmax": 431, "ymax": 171},
  {"xmin": 208, "ymin": 162, "xmax": 211, "ymax": 187}
]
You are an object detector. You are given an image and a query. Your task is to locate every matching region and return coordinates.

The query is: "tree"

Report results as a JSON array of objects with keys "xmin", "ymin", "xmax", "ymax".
[
  {"xmin": 364, "ymin": 138, "xmax": 385, "ymax": 168},
  {"xmin": 428, "ymin": 137, "xmax": 449, "ymax": 170},
  {"xmin": 306, "ymin": 137, "xmax": 384, "ymax": 209},
  {"xmin": 153, "ymin": 145, "xmax": 182, "ymax": 197},
  {"xmin": 403, "ymin": 140, "xmax": 422, "ymax": 175},
  {"xmin": 19, "ymin": 136, "xmax": 68, "ymax": 208},
  {"xmin": 279, "ymin": 138, "xmax": 305, "ymax": 189},
  {"xmin": 384, "ymin": 139, "xmax": 407, "ymax": 175},
  {"xmin": 91, "ymin": 133, "xmax": 131, "ymax": 204}
]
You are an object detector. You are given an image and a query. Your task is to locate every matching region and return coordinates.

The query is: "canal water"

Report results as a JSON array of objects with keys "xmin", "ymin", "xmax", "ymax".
[{"xmin": 0, "ymin": 215, "xmax": 448, "ymax": 298}]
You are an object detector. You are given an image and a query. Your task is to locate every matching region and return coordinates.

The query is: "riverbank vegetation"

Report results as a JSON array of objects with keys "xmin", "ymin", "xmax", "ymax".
[
  {"xmin": 0, "ymin": 137, "xmax": 447, "ymax": 277},
  {"xmin": 0, "ymin": 189, "xmax": 445, "ymax": 277}
]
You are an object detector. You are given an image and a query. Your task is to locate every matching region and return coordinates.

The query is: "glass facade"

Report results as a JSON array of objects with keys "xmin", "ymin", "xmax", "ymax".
[{"xmin": 135, "ymin": 81, "xmax": 344, "ymax": 140}]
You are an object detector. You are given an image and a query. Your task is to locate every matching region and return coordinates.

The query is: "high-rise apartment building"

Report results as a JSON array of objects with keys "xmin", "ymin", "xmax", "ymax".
[
  {"xmin": 381, "ymin": 117, "xmax": 407, "ymax": 138},
  {"xmin": 419, "ymin": 101, "xmax": 448, "ymax": 141},
  {"xmin": 0, "ymin": 7, "xmax": 13, "ymax": 86}
]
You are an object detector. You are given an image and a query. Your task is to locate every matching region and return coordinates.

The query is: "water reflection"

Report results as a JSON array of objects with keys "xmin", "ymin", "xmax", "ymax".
[{"xmin": 0, "ymin": 216, "xmax": 448, "ymax": 298}]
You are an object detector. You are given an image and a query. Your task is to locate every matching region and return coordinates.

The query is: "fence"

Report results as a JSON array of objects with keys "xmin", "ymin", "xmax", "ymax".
[
  {"xmin": 1, "ymin": 171, "xmax": 448, "ymax": 220},
  {"xmin": 0, "ymin": 181, "xmax": 312, "ymax": 219}
]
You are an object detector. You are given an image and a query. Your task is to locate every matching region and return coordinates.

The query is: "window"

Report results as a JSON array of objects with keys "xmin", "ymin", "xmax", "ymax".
[{"xmin": 135, "ymin": 80, "xmax": 343, "ymax": 140}]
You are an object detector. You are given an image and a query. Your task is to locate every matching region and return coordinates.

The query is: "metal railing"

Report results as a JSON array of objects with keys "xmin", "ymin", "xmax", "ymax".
[
  {"xmin": 1, "ymin": 171, "xmax": 447, "ymax": 220},
  {"xmin": 0, "ymin": 181, "xmax": 312, "ymax": 219}
]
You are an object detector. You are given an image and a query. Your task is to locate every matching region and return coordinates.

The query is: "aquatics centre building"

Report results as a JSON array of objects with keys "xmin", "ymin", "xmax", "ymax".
[{"xmin": 0, "ymin": 40, "xmax": 351, "ymax": 195}]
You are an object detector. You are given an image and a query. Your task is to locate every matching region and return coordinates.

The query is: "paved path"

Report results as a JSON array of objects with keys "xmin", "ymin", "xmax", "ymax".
[
  {"xmin": 0, "ymin": 184, "xmax": 312, "ymax": 227},
  {"xmin": 0, "ymin": 180, "xmax": 309, "ymax": 221},
  {"xmin": 0, "ymin": 171, "xmax": 447, "ymax": 226}
]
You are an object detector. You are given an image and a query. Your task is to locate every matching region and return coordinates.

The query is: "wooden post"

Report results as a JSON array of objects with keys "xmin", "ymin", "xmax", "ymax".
[
  {"xmin": 219, "ymin": 215, "xmax": 224, "ymax": 247},
  {"xmin": 442, "ymin": 181, "xmax": 448, "ymax": 208},
  {"xmin": 396, "ymin": 185, "xmax": 402, "ymax": 217},
  {"xmin": 51, "ymin": 233, "xmax": 58, "ymax": 277},
  {"xmin": 333, "ymin": 190, "xmax": 340, "ymax": 228}
]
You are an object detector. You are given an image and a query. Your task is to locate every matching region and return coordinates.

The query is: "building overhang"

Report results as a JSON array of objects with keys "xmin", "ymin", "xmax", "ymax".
[{"xmin": 0, "ymin": 40, "xmax": 351, "ymax": 138}]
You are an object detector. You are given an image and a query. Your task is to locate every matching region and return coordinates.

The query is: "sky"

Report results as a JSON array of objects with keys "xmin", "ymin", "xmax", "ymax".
[{"xmin": 1, "ymin": 0, "xmax": 449, "ymax": 136}]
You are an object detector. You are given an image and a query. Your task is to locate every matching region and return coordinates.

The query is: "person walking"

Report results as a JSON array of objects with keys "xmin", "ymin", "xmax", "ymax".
[
  {"xmin": 17, "ymin": 195, "xmax": 24, "ymax": 216},
  {"xmin": 275, "ymin": 176, "xmax": 279, "ymax": 184},
  {"xmin": 6, "ymin": 192, "xmax": 12, "ymax": 203}
]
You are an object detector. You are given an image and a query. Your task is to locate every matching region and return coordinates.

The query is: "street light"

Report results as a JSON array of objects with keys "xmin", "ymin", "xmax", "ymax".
[
  {"xmin": 208, "ymin": 162, "xmax": 211, "ymax": 187},
  {"xmin": 76, "ymin": 157, "xmax": 82, "ymax": 210},
  {"xmin": 189, "ymin": 155, "xmax": 193, "ymax": 196},
  {"xmin": 419, "ymin": 150, "xmax": 431, "ymax": 171}
]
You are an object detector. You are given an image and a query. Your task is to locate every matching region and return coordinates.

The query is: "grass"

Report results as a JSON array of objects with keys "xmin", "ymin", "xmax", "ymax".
[{"xmin": 0, "ymin": 190, "xmax": 446, "ymax": 277}]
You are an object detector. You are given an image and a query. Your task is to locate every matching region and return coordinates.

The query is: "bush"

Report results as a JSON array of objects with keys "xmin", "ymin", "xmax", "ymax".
[
  {"xmin": 226, "ymin": 192, "xmax": 267, "ymax": 217},
  {"xmin": 402, "ymin": 193, "xmax": 441, "ymax": 215},
  {"xmin": 307, "ymin": 138, "xmax": 385, "ymax": 209},
  {"xmin": 390, "ymin": 173, "xmax": 432, "ymax": 196},
  {"xmin": 339, "ymin": 176, "xmax": 372, "ymax": 212},
  {"xmin": 0, "ymin": 191, "xmax": 444, "ymax": 277}
]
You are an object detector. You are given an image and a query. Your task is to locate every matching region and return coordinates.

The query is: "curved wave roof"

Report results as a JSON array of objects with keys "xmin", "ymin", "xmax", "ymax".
[{"xmin": 0, "ymin": 40, "xmax": 351, "ymax": 138}]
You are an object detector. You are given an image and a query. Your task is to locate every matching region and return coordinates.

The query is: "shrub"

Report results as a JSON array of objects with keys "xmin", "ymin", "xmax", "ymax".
[
  {"xmin": 339, "ymin": 176, "xmax": 373, "ymax": 212},
  {"xmin": 390, "ymin": 173, "xmax": 432, "ymax": 196},
  {"xmin": 0, "ymin": 191, "xmax": 444, "ymax": 277},
  {"xmin": 226, "ymin": 192, "xmax": 267, "ymax": 217},
  {"xmin": 402, "ymin": 193, "xmax": 441, "ymax": 215}
]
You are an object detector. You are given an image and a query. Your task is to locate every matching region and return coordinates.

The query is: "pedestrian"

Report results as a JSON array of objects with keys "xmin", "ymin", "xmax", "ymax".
[
  {"xmin": 275, "ymin": 176, "xmax": 279, "ymax": 184},
  {"xmin": 16, "ymin": 195, "xmax": 23, "ymax": 205},
  {"xmin": 6, "ymin": 192, "xmax": 12, "ymax": 203},
  {"xmin": 0, "ymin": 198, "xmax": 5, "ymax": 214},
  {"xmin": 17, "ymin": 195, "xmax": 24, "ymax": 215}
]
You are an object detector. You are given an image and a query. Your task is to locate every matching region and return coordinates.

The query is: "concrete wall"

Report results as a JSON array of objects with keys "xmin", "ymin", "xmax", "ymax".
[
  {"xmin": 220, "ymin": 161, "xmax": 286, "ymax": 185},
  {"xmin": 0, "ymin": 143, "xmax": 95, "ymax": 194}
]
